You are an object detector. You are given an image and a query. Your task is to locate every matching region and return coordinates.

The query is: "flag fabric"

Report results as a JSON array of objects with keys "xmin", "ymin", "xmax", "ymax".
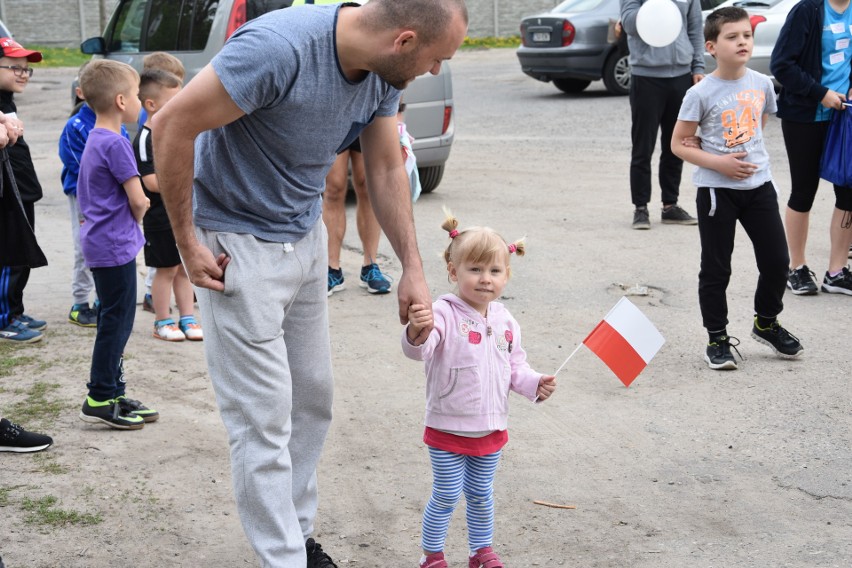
[{"xmin": 583, "ymin": 297, "xmax": 665, "ymax": 387}]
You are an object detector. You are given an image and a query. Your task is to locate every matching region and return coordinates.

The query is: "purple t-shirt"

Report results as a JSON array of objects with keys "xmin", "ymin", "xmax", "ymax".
[{"xmin": 78, "ymin": 128, "xmax": 145, "ymax": 268}]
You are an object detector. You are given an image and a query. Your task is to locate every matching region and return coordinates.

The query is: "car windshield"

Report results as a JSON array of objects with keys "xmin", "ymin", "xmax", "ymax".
[{"xmin": 553, "ymin": 0, "xmax": 605, "ymax": 14}]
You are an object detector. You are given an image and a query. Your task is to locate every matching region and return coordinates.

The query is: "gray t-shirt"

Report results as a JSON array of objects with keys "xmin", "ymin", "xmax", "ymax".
[
  {"xmin": 677, "ymin": 68, "xmax": 777, "ymax": 190},
  {"xmin": 193, "ymin": 4, "xmax": 401, "ymax": 242}
]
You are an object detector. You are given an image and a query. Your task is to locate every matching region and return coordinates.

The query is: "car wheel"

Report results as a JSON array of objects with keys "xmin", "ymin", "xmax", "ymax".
[
  {"xmin": 602, "ymin": 51, "xmax": 630, "ymax": 96},
  {"xmin": 552, "ymin": 78, "xmax": 591, "ymax": 94},
  {"xmin": 418, "ymin": 165, "xmax": 444, "ymax": 194}
]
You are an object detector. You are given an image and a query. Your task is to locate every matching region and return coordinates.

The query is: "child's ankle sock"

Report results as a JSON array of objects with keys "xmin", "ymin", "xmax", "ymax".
[{"xmin": 829, "ymin": 268, "xmax": 843, "ymax": 277}]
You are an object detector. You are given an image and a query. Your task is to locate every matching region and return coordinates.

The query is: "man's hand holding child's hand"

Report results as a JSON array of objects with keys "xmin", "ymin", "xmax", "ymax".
[{"xmin": 406, "ymin": 304, "xmax": 433, "ymax": 345}]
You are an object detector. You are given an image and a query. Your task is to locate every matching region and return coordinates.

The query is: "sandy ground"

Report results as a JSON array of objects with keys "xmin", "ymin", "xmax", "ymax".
[{"xmin": 2, "ymin": 50, "xmax": 852, "ymax": 567}]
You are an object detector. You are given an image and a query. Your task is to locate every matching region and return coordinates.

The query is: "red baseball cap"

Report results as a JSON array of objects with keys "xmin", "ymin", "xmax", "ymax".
[{"xmin": 0, "ymin": 38, "xmax": 42, "ymax": 63}]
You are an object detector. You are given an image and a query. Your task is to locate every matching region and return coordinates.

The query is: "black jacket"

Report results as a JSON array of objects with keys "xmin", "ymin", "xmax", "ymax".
[{"xmin": 0, "ymin": 90, "xmax": 42, "ymax": 202}]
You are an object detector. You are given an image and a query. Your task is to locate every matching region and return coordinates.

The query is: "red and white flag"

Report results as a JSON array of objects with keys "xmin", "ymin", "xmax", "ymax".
[{"xmin": 582, "ymin": 297, "xmax": 665, "ymax": 387}]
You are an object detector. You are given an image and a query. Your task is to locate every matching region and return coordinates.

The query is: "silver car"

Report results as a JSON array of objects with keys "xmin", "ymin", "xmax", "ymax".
[
  {"xmin": 703, "ymin": 0, "xmax": 800, "ymax": 85},
  {"xmin": 78, "ymin": 0, "xmax": 454, "ymax": 193},
  {"xmin": 517, "ymin": 0, "xmax": 631, "ymax": 96}
]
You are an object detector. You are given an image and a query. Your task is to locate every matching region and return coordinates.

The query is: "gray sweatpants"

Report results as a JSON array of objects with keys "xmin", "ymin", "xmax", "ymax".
[
  {"xmin": 68, "ymin": 194, "xmax": 95, "ymax": 305},
  {"xmin": 196, "ymin": 222, "xmax": 333, "ymax": 568}
]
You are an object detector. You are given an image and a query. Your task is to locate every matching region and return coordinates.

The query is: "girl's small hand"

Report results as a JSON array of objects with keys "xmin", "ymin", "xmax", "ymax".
[
  {"xmin": 406, "ymin": 304, "xmax": 433, "ymax": 345},
  {"xmin": 537, "ymin": 375, "xmax": 556, "ymax": 401}
]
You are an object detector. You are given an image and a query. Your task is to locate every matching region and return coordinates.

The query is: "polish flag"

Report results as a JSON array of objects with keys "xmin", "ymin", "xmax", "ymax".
[{"xmin": 583, "ymin": 297, "xmax": 665, "ymax": 387}]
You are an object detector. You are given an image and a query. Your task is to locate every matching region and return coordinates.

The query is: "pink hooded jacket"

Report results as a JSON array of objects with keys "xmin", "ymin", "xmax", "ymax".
[{"xmin": 402, "ymin": 294, "xmax": 542, "ymax": 433}]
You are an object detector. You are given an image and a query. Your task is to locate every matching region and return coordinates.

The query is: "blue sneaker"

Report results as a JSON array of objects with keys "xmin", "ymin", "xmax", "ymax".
[
  {"xmin": 0, "ymin": 319, "xmax": 43, "ymax": 344},
  {"xmin": 328, "ymin": 267, "xmax": 345, "ymax": 297},
  {"xmin": 359, "ymin": 263, "xmax": 392, "ymax": 294},
  {"xmin": 17, "ymin": 314, "xmax": 47, "ymax": 331}
]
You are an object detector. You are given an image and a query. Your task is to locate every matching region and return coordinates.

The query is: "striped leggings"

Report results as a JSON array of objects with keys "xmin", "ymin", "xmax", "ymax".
[{"xmin": 421, "ymin": 447, "xmax": 502, "ymax": 553}]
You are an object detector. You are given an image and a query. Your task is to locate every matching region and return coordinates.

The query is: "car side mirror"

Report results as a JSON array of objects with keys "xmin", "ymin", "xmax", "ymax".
[{"xmin": 80, "ymin": 37, "xmax": 106, "ymax": 55}]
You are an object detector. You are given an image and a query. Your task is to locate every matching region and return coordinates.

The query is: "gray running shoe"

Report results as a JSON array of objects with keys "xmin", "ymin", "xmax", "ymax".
[
  {"xmin": 661, "ymin": 204, "xmax": 698, "ymax": 225},
  {"xmin": 632, "ymin": 206, "xmax": 650, "ymax": 230}
]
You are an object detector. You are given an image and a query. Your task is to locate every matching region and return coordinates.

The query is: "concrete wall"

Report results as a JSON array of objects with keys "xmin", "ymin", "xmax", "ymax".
[
  {"xmin": 0, "ymin": 0, "xmax": 560, "ymax": 47},
  {"xmin": 466, "ymin": 0, "xmax": 562, "ymax": 38},
  {"xmin": 0, "ymin": 0, "xmax": 117, "ymax": 47}
]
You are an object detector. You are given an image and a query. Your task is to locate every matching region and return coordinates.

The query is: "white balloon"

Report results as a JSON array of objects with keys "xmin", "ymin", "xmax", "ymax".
[{"xmin": 635, "ymin": 0, "xmax": 683, "ymax": 48}]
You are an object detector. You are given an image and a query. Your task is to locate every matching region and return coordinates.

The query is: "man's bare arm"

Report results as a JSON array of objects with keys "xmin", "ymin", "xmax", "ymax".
[
  {"xmin": 359, "ymin": 115, "xmax": 432, "ymax": 334},
  {"xmin": 152, "ymin": 64, "xmax": 245, "ymax": 291}
]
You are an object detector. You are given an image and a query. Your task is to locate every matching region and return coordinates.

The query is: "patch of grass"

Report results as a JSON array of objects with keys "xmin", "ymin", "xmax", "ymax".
[
  {"xmin": 462, "ymin": 36, "xmax": 521, "ymax": 49},
  {"xmin": 33, "ymin": 453, "xmax": 68, "ymax": 475},
  {"xmin": 21, "ymin": 496, "xmax": 102, "ymax": 527},
  {"xmin": 29, "ymin": 46, "xmax": 90, "ymax": 68},
  {"xmin": 0, "ymin": 344, "xmax": 38, "ymax": 378},
  {"xmin": 3, "ymin": 382, "xmax": 63, "ymax": 426},
  {"xmin": 0, "ymin": 486, "xmax": 13, "ymax": 507}
]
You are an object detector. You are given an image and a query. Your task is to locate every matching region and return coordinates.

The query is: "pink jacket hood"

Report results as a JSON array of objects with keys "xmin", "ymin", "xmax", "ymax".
[{"xmin": 402, "ymin": 294, "xmax": 542, "ymax": 433}]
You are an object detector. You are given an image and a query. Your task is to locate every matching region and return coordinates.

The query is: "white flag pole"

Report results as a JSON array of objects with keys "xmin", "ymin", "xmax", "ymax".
[{"xmin": 553, "ymin": 342, "xmax": 584, "ymax": 376}]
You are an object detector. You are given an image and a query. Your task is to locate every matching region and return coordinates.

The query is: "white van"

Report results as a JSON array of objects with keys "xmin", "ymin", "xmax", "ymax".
[{"xmin": 79, "ymin": 0, "xmax": 454, "ymax": 192}]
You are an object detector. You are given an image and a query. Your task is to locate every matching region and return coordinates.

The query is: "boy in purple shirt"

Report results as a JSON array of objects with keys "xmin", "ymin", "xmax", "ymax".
[{"xmin": 76, "ymin": 60, "xmax": 158, "ymax": 430}]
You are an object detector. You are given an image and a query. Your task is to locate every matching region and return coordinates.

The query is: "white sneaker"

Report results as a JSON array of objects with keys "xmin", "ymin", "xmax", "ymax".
[
  {"xmin": 179, "ymin": 318, "xmax": 203, "ymax": 341},
  {"xmin": 153, "ymin": 319, "xmax": 185, "ymax": 342}
]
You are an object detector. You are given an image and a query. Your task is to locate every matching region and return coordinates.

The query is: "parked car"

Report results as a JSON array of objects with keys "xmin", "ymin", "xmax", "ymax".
[
  {"xmin": 517, "ymin": 0, "xmax": 630, "ymax": 95},
  {"xmin": 76, "ymin": 0, "xmax": 454, "ymax": 193},
  {"xmin": 702, "ymin": 0, "xmax": 800, "ymax": 86}
]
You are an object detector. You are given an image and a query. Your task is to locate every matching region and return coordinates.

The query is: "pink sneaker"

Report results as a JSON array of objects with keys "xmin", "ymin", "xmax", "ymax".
[
  {"xmin": 421, "ymin": 551, "xmax": 448, "ymax": 568},
  {"xmin": 469, "ymin": 546, "xmax": 503, "ymax": 568}
]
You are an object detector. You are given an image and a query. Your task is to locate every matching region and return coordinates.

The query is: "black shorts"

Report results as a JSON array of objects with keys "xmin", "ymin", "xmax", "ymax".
[
  {"xmin": 144, "ymin": 228, "xmax": 181, "ymax": 268},
  {"xmin": 345, "ymin": 136, "xmax": 361, "ymax": 153}
]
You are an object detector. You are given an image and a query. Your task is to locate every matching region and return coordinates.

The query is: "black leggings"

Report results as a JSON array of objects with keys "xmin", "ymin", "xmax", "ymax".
[
  {"xmin": 781, "ymin": 119, "xmax": 852, "ymax": 212},
  {"xmin": 697, "ymin": 182, "xmax": 789, "ymax": 332}
]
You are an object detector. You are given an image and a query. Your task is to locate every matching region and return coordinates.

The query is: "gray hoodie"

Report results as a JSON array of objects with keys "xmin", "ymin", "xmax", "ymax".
[{"xmin": 620, "ymin": 0, "xmax": 705, "ymax": 78}]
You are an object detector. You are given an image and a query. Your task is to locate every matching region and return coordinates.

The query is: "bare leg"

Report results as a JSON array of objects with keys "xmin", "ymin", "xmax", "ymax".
[
  {"xmin": 322, "ymin": 151, "xmax": 350, "ymax": 270},
  {"xmin": 350, "ymin": 151, "xmax": 382, "ymax": 265},
  {"xmin": 828, "ymin": 207, "xmax": 852, "ymax": 273},
  {"xmin": 785, "ymin": 207, "xmax": 810, "ymax": 268},
  {"xmin": 152, "ymin": 266, "xmax": 179, "ymax": 321},
  {"xmin": 173, "ymin": 265, "xmax": 196, "ymax": 318}
]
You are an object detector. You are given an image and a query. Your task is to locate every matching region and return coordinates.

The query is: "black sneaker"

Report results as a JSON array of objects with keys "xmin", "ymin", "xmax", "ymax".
[
  {"xmin": 69, "ymin": 303, "xmax": 98, "ymax": 327},
  {"xmin": 705, "ymin": 336, "xmax": 741, "ymax": 370},
  {"xmin": 79, "ymin": 397, "xmax": 145, "ymax": 430},
  {"xmin": 821, "ymin": 266, "xmax": 852, "ymax": 296},
  {"xmin": 306, "ymin": 538, "xmax": 338, "ymax": 568},
  {"xmin": 787, "ymin": 265, "xmax": 818, "ymax": 295},
  {"xmin": 751, "ymin": 319, "xmax": 803, "ymax": 359},
  {"xmin": 0, "ymin": 418, "xmax": 53, "ymax": 452},
  {"xmin": 117, "ymin": 396, "xmax": 160, "ymax": 423},
  {"xmin": 661, "ymin": 204, "xmax": 698, "ymax": 225},
  {"xmin": 632, "ymin": 206, "xmax": 650, "ymax": 230}
]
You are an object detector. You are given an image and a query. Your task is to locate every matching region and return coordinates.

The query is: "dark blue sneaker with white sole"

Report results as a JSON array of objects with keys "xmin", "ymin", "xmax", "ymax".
[
  {"xmin": 327, "ymin": 267, "xmax": 345, "ymax": 296},
  {"xmin": 359, "ymin": 263, "xmax": 392, "ymax": 294}
]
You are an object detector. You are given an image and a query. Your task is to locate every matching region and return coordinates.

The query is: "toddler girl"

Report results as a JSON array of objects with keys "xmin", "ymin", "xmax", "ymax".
[{"xmin": 403, "ymin": 210, "xmax": 557, "ymax": 568}]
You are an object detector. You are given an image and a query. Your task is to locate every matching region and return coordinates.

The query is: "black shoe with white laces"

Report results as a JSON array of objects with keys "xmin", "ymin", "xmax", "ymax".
[
  {"xmin": 705, "ymin": 336, "xmax": 741, "ymax": 370},
  {"xmin": 0, "ymin": 418, "xmax": 53, "ymax": 452},
  {"xmin": 751, "ymin": 319, "xmax": 803, "ymax": 359},
  {"xmin": 787, "ymin": 265, "xmax": 818, "ymax": 295},
  {"xmin": 306, "ymin": 538, "xmax": 338, "ymax": 568}
]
